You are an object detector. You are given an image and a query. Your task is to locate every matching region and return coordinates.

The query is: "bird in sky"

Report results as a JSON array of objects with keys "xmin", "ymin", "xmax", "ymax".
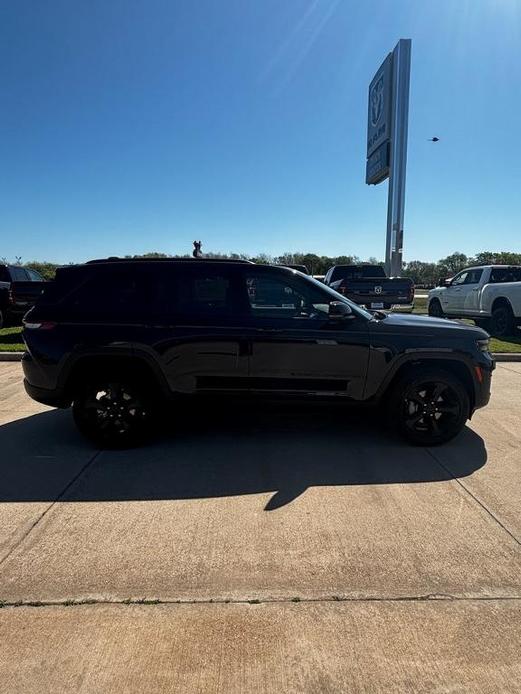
[{"xmin": 428, "ymin": 137, "xmax": 440, "ymax": 142}]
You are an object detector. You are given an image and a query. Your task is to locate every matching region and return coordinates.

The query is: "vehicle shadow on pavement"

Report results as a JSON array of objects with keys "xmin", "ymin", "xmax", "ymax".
[{"xmin": 0, "ymin": 403, "xmax": 487, "ymax": 509}]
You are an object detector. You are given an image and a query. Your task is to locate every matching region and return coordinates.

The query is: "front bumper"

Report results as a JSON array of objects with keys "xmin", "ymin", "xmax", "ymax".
[{"xmin": 473, "ymin": 358, "xmax": 494, "ymax": 411}]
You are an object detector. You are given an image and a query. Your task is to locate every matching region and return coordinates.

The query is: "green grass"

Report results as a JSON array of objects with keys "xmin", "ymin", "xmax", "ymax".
[
  {"xmin": 2, "ymin": 311, "xmax": 521, "ymax": 355},
  {"xmin": 0, "ymin": 326, "xmax": 24, "ymax": 352},
  {"xmin": 488, "ymin": 335, "xmax": 521, "ymax": 353}
]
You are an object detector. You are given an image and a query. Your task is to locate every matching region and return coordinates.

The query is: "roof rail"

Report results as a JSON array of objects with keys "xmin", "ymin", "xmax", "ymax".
[{"xmin": 86, "ymin": 257, "xmax": 253, "ymax": 265}]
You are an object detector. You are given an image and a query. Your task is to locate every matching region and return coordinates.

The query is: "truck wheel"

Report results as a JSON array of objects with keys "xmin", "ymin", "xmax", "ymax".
[
  {"xmin": 72, "ymin": 377, "xmax": 157, "ymax": 448},
  {"xmin": 428, "ymin": 299, "xmax": 444, "ymax": 318},
  {"xmin": 387, "ymin": 368, "xmax": 469, "ymax": 446},
  {"xmin": 490, "ymin": 305, "xmax": 515, "ymax": 337},
  {"xmin": 474, "ymin": 318, "xmax": 491, "ymax": 331}
]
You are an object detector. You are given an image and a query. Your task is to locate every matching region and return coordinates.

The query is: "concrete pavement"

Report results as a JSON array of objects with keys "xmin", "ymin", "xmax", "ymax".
[{"xmin": 0, "ymin": 362, "xmax": 520, "ymax": 692}]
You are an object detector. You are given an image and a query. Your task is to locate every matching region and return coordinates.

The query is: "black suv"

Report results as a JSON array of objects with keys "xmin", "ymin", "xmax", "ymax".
[{"xmin": 22, "ymin": 258, "xmax": 494, "ymax": 447}]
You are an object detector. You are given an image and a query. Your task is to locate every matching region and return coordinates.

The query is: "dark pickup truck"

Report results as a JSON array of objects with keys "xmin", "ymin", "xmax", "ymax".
[
  {"xmin": 324, "ymin": 265, "xmax": 414, "ymax": 310},
  {"xmin": 0, "ymin": 264, "xmax": 46, "ymax": 328}
]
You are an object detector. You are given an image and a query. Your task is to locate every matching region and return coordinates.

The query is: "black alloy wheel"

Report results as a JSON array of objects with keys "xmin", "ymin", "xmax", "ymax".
[
  {"xmin": 388, "ymin": 369, "xmax": 469, "ymax": 445},
  {"xmin": 73, "ymin": 379, "xmax": 156, "ymax": 447}
]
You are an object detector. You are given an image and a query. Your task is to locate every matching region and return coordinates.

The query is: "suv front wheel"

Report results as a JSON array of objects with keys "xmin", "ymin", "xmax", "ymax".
[
  {"xmin": 387, "ymin": 368, "xmax": 470, "ymax": 446},
  {"xmin": 73, "ymin": 377, "xmax": 157, "ymax": 448}
]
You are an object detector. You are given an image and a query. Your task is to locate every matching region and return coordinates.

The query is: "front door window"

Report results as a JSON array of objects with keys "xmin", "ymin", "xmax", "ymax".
[{"xmin": 245, "ymin": 273, "xmax": 330, "ymax": 321}]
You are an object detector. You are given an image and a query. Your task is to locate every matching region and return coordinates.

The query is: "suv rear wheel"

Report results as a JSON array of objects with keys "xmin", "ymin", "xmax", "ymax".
[
  {"xmin": 72, "ymin": 377, "xmax": 157, "ymax": 448},
  {"xmin": 387, "ymin": 368, "xmax": 470, "ymax": 445}
]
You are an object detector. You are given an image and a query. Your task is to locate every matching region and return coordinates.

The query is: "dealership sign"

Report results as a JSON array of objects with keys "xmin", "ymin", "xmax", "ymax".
[
  {"xmin": 366, "ymin": 140, "xmax": 390, "ymax": 186},
  {"xmin": 365, "ymin": 39, "xmax": 411, "ymax": 277}
]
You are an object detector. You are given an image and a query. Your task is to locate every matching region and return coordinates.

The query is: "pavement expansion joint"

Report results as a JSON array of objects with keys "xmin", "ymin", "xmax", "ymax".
[
  {"xmin": 0, "ymin": 450, "xmax": 102, "ymax": 569},
  {"xmin": 1, "ymin": 594, "xmax": 521, "ymax": 610},
  {"xmin": 424, "ymin": 448, "xmax": 521, "ymax": 548}
]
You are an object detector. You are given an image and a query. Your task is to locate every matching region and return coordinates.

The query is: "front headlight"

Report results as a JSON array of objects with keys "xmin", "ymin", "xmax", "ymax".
[{"xmin": 477, "ymin": 338, "xmax": 490, "ymax": 353}]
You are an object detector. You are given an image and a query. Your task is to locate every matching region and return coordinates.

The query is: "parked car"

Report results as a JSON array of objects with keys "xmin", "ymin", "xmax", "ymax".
[
  {"xmin": 428, "ymin": 265, "xmax": 521, "ymax": 336},
  {"xmin": 22, "ymin": 258, "xmax": 493, "ymax": 447},
  {"xmin": 0, "ymin": 264, "xmax": 46, "ymax": 328},
  {"xmin": 323, "ymin": 264, "xmax": 414, "ymax": 310}
]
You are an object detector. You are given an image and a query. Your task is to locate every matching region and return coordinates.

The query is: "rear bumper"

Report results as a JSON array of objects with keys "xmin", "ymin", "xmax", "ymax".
[
  {"xmin": 346, "ymin": 295, "xmax": 414, "ymax": 308},
  {"xmin": 23, "ymin": 379, "xmax": 71, "ymax": 408}
]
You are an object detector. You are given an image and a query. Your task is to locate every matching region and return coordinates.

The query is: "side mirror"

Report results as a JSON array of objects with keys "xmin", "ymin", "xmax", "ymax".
[
  {"xmin": 442, "ymin": 277, "xmax": 452, "ymax": 287},
  {"xmin": 329, "ymin": 301, "xmax": 355, "ymax": 320}
]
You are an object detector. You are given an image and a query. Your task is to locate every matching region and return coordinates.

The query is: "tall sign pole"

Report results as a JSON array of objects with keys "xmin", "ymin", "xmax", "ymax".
[{"xmin": 366, "ymin": 39, "xmax": 411, "ymax": 278}]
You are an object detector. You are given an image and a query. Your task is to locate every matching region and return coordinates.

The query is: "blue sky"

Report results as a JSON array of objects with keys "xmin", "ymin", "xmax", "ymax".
[{"xmin": 1, "ymin": 0, "xmax": 520, "ymax": 264}]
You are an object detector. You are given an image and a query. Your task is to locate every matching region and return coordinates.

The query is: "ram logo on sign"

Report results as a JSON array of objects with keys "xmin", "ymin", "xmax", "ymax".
[
  {"xmin": 370, "ymin": 75, "xmax": 385, "ymax": 127},
  {"xmin": 366, "ymin": 53, "xmax": 393, "ymax": 161}
]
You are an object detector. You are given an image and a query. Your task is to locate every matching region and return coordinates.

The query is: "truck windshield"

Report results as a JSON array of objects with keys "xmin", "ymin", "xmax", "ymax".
[{"xmin": 332, "ymin": 265, "xmax": 386, "ymax": 282}]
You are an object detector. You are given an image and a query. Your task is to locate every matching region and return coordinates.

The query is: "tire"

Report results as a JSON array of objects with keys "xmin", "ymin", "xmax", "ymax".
[
  {"xmin": 428, "ymin": 299, "xmax": 444, "ymax": 318},
  {"xmin": 490, "ymin": 304, "xmax": 515, "ymax": 337},
  {"xmin": 386, "ymin": 367, "xmax": 470, "ymax": 446},
  {"xmin": 72, "ymin": 376, "xmax": 158, "ymax": 448},
  {"xmin": 474, "ymin": 318, "xmax": 491, "ymax": 331}
]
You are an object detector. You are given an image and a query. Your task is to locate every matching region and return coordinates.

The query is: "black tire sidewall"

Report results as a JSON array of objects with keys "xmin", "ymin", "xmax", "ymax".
[
  {"xmin": 491, "ymin": 306, "xmax": 514, "ymax": 337},
  {"xmin": 428, "ymin": 299, "xmax": 443, "ymax": 318},
  {"xmin": 387, "ymin": 368, "xmax": 470, "ymax": 446}
]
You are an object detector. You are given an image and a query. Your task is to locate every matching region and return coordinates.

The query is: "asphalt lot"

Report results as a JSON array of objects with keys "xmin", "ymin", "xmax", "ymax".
[{"xmin": 0, "ymin": 361, "xmax": 520, "ymax": 692}]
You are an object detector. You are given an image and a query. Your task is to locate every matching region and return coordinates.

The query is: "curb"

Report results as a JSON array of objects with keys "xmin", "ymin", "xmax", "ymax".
[
  {"xmin": 0, "ymin": 352, "xmax": 23, "ymax": 362},
  {"xmin": 1, "ymin": 352, "xmax": 521, "ymax": 363},
  {"xmin": 492, "ymin": 353, "xmax": 521, "ymax": 362}
]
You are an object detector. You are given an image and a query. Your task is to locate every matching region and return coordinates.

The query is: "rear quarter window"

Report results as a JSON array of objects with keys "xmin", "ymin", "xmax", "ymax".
[{"xmin": 64, "ymin": 268, "xmax": 153, "ymax": 321}]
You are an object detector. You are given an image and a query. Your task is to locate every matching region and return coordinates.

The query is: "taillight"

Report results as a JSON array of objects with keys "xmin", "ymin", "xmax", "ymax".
[
  {"xmin": 409, "ymin": 284, "xmax": 415, "ymax": 302},
  {"xmin": 8, "ymin": 289, "xmax": 14, "ymax": 303},
  {"xmin": 23, "ymin": 321, "xmax": 57, "ymax": 330}
]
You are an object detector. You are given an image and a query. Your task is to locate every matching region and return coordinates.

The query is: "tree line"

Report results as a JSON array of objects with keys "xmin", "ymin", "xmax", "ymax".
[{"xmin": 3, "ymin": 250, "xmax": 521, "ymax": 286}]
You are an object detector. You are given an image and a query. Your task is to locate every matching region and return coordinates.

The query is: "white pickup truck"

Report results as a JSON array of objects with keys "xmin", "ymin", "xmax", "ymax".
[{"xmin": 428, "ymin": 265, "xmax": 521, "ymax": 336}]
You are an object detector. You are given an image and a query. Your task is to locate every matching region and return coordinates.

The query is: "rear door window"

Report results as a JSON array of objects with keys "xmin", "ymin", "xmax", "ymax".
[
  {"xmin": 176, "ymin": 270, "xmax": 236, "ymax": 318},
  {"xmin": 154, "ymin": 265, "xmax": 239, "ymax": 321},
  {"xmin": 490, "ymin": 267, "xmax": 521, "ymax": 283}
]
